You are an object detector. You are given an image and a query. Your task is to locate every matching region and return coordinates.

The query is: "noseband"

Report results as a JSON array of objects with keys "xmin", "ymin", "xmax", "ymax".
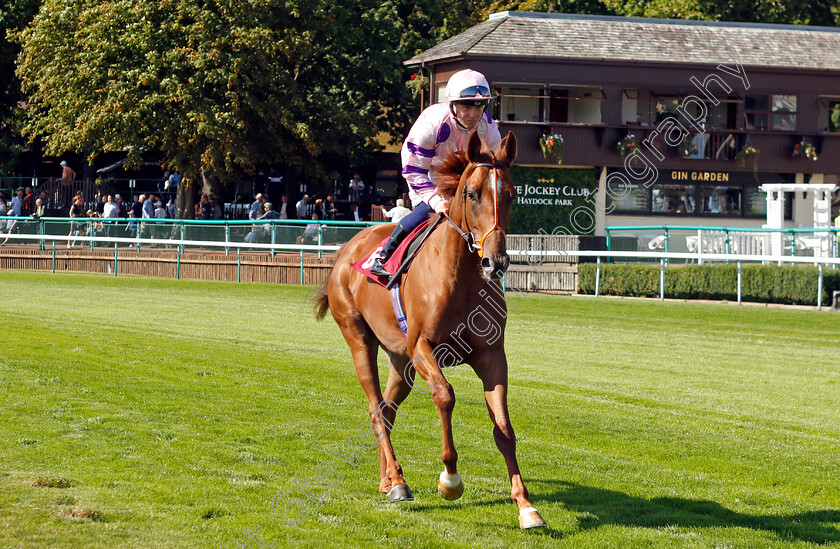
[{"xmin": 446, "ymin": 154, "xmax": 508, "ymax": 258}]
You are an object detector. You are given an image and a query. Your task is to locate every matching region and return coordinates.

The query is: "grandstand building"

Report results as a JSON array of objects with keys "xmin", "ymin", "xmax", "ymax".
[{"xmin": 405, "ymin": 11, "xmax": 840, "ymax": 235}]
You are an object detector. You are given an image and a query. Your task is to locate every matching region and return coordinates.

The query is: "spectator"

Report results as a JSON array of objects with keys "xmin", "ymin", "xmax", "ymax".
[
  {"xmin": 313, "ymin": 199, "xmax": 324, "ymax": 220},
  {"xmin": 114, "ymin": 194, "xmax": 124, "ymax": 217},
  {"xmin": 31, "ymin": 198, "xmax": 46, "ymax": 218},
  {"xmin": 336, "ymin": 179, "xmax": 349, "ymax": 201},
  {"xmin": 199, "ymin": 195, "xmax": 213, "ymax": 220},
  {"xmin": 157, "ymin": 170, "xmax": 170, "ymax": 196},
  {"xmin": 351, "ymin": 203, "xmax": 362, "ymax": 222},
  {"xmin": 195, "ymin": 194, "xmax": 207, "ymax": 218},
  {"xmin": 142, "ymin": 194, "xmax": 155, "ymax": 219},
  {"xmin": 103, "ymin": 195, "xmax": 119, "ymax": 237},
  {"xmin": 278, "ymin": 195, "xmax": 290, "ymax": 219},
  {"xmin": 103, "ymin": 195, "xmax": 119, "ymax": 219},
  {"xmin": 86, "ymin": 209, "xmax": 104, "ymax": 243},
  {"xmin": 68, "ymin": 195, "xmax": 84, "ymax": 248},
  {"xmin": 126, "ymin": 211, "xmax": 137, "ymax": 239},
  {"xmin": 59, "ymin": 160, "xmax": 76, "ymax": 185},
  {"xmin": 154, "ymin": 200, "xmax": 167, "ymax": 241},
  {"xmin": 297, "ymin": 212, "xmax": 320, "ymax": 244},
  {"xmin": 0, "ymin": 210, "xmax": 16, "ymax": 245},
  {"xmin": 130, "ymin": 194, "xmax": 142, "ymax": 220},
  {"xmin": 244, "ymin": 201, "xmax": 280, "ymax": 244},
  {"xmin": 38, "ymin": 190, "xmax": 50, "ymax": 211},
  {"xmin": 95, "ymin": 193, "xmax": 106, "ymax": 215},
  {"xmin": 164, "ymin": 171, "xmax": 179, "ymax": 199},
  {"xmin": 166, "ymin": 197, "xmax": 177, "ymax": 218},
  {"xmin": 384, "ymin": 199, "xmax": 411, "ymax": 224},
  {"xmin": 0, "ymin": 192, "xmax": 7, "ymax": 233},
  {"xmin": 23, "ymin": 186, "xmax": 34, "ymax": 215},
  {"xmin": 141, "ymin": 194, "xmax": 154, "ymax": 239},
  {"xmin": 11, "ymin": 188, "xmax": 24, "ymax": 216},
  {"xmin": 322, "ymin": 193, "xmax": 335, "ymax": 220},
  {"xmin": 349, "ymin": 173, "xmax": 365, "ymax": 201},
  {"xmin": 209, "ymin": 196, "xmax": 223, "ymax": 220},
  {"xmin": 249, "ymin": 193, "xmax": 265, "ymax": 220},
  {"xmin": 296, "ymin": 194, "xmax": 310, "ymax": 219}
]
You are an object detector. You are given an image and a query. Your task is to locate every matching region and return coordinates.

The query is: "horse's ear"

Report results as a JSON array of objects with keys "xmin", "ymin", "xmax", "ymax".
[
  {"xmin": 497, "ymin": 131, "xmax": 517, "ymax": 167},
  {"xmin": 467, "ymin": 131, "xmax": 482, "ymax": 163}
]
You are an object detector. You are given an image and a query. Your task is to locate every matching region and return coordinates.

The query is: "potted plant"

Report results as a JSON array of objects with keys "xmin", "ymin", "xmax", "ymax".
[
  {"xmin": 617, "ymin": 134, "xmax": 637, "ymax": 158},
  {"xmin": 539, "ymin": 132, "xmax": 564, "ymax": 165},
  {"xmin": 792, "ymin": 141, "xmax": 818, "ymax": 161}
]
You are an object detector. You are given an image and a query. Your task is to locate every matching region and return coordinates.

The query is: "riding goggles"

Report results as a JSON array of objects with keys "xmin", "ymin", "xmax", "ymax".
[{"xmin": 458, "ymin": 85, "xmax": 491, "ymax": 99}]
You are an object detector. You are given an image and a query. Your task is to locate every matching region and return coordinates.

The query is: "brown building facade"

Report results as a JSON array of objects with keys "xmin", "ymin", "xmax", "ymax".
[{"xmin": 406, "ymin": 11, "xmax": 840, "ymax": 235}]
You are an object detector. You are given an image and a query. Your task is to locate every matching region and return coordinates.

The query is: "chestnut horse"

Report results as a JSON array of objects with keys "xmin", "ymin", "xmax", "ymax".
[{"xmin": 314, "ymin": 131, "xmax": 546, "ymax": 529}]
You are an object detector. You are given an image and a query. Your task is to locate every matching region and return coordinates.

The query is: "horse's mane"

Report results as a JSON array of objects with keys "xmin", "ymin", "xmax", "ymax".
[{"xmin": 430, "ymin": 145, "xmax": 495, "ymax": 197}]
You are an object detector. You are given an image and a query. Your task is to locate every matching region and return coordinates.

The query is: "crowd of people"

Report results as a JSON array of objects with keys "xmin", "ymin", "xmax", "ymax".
[{"xmin": 0, "ymin": 159, "xmax": 416, "ymax": 249}]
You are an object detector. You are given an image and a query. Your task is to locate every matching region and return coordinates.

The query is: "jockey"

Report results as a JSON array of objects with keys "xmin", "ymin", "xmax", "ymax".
[{"xmin": 369, "ymin": 69, "xmax": 502, "ymax": 277}]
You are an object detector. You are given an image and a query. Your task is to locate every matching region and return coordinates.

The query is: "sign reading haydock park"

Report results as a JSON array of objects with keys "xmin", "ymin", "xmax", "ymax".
[{"xmin": 508, "ymin": 166, "xmax": 598, "ymax": 235}]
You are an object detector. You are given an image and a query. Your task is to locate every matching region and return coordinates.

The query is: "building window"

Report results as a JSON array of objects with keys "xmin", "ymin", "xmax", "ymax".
[
  {"xmin": 652, "ymin": 184, "xmax": 695, "ymax": 214},
  {"xmin": 436, "ymin": 84, "xmax": 447, "ymax": 104},
  {"xmin": 548, "ymin": 86, "xmax": 603, "ymax": 124},
  {"xmin": 818, "ymin": 97, "xmax": 840, "ymax": 133},
  {"xmin": 699, "ymin": 186, "xmax": 742, "ymax": 215},
  {"xmin": 497, "ymin": 86, "xmax": 543, "ymax": 122},
  {"xmin": 744, "ymin": 94, "xmax": 797, "ymax": 131}
]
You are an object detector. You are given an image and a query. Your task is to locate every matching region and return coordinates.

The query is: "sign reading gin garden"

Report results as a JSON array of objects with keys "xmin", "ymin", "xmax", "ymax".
[{"xmin": 508, "ymin": 166, "xmax": 598, "ymax": 235}]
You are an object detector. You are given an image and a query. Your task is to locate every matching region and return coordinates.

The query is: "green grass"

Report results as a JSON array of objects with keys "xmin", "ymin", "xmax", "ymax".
[{"xmin": 1, "ymin": 270, "xmax": 839, "ymax": 548}]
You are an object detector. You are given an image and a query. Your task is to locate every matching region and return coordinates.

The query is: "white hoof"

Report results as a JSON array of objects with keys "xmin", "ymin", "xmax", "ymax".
[
  {"xmin": 437, "ymin": 470, "xmax": 464, "ymax": 501},
  {"xmin": 518, "ymin": 507, "xmax": 547, "ymax": 529}
]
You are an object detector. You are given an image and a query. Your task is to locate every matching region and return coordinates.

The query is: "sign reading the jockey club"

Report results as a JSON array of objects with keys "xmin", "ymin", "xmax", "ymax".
[{"xmin": 508, "ymin": 166, "xmax": 598, "ymax": 235}]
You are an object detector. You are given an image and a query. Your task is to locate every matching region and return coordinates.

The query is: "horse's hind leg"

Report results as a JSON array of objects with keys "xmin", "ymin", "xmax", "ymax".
[
  {"xmin": 376, "ymin": 352, "xmax": 413, "ymax": 494},
  {"xmin": 335, "ymin": 317, "xmax": 412, "ymax": 501}
]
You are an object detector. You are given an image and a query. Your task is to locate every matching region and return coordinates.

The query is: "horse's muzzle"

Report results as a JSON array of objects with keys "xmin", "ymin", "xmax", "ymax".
[{"xmin": 481, "ymin": 254, "xmax": 510, "ymax": 280}]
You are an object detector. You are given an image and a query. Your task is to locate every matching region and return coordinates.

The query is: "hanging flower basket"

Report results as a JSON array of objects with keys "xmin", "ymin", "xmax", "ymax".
[
  {"xmin": 617, "ymin": 134, "xmax": 637, "ymax": 158},
  {"xmin": 539, "ymin": 132, "xmax": 564, "ymax": 165},
  {"xmin": 678, "ymin": 136, "xmax": 697, "ymax": 157},
  {"xmin": 792, "ymin": 141, "xmax": 818, "ymax": 161},
  {"xmin": 406, "ymin": 72, "xmax": 429, "ymax": 99},
  {"xmin": 736, "ymin": 144, "xmax": 759, "ymax": 171}
]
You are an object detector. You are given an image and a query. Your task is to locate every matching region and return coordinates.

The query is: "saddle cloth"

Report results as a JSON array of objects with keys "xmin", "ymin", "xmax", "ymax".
[{"xmin": 351, "ymin": 219, "xmax": 431, "ymax": 288}]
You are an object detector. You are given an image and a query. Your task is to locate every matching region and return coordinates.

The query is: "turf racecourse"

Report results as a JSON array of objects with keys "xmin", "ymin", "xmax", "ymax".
[{"xmin": 1, "ymin": 271, "xmax": 839, "ymax": 549}]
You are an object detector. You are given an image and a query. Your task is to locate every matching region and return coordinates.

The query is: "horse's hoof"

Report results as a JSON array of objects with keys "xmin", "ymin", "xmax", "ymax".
[
  {"xmin": 518, "ymin": 507, "xmax": 547, "ymax": 529},
  {"xmin": 437, "ymin": 470, "xmax": 464, "ymax": 501},
  {"xmin": 388, "ymin": 484, "xmax": 414, "ymax": 502}
]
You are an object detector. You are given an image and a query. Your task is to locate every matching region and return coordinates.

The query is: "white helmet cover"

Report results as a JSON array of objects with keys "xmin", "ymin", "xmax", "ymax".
[{"xmin": 445, "ymin": 69, "xmax": 492, "ymax": 105}]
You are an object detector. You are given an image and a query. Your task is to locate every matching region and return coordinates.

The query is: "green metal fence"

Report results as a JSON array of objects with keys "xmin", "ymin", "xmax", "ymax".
[{"xmin": 0, "ymin": 216, "xmax": 381, "ymax": 256}]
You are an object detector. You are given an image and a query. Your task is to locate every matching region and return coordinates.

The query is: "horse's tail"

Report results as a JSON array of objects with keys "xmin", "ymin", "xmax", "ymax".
[{"xmin": 311, "ymin": 281, "xmax": 330, "ymax": 321}]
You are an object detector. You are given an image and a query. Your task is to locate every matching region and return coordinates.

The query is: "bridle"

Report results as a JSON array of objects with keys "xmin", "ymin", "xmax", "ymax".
[{"xmin": 445, "ymin": 154, "xmax": 508, "ymax": 258}]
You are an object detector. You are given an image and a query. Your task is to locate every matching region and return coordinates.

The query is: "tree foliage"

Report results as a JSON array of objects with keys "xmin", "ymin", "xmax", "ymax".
[
  {"xmin": 0, "ymin": 0, "xmax": 39, "ymax": 172},
  {"xmin": 14, "ymin": 0, "xmax": 409, "ymax": 185}
]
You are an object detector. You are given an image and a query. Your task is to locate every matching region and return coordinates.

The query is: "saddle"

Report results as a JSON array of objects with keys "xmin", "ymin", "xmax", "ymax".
[{"xmin": 351, "ymin": 214, "xmax": 443, "ymax": 289}]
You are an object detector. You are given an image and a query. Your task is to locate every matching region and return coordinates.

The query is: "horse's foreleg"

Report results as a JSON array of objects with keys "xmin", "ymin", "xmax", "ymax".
[
  {"xmin": 477, "ymin": 355, "xmax": 547, "ymax": 529},
  {"xmin": 412, "ymin": 339, "xmax": 463, "ymax": 500},
  {"xmin": 377, "ymin": 356, "xmax": 413, "ymax": 494}
]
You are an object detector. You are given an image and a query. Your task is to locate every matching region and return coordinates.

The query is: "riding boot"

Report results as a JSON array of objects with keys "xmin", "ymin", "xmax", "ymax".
[{"xmin": 369, "ymin": 224, "xmax": 409, "ymax": 277}]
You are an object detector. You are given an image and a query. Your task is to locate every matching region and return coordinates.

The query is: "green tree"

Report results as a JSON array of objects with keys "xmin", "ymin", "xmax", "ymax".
[
  {"xmin": 0, "ymin": 0, "xmax": 39, "ymax": 173},
  {"xmin": 15, "ymin": 0, "xmax": 407, "ymax": 214}
]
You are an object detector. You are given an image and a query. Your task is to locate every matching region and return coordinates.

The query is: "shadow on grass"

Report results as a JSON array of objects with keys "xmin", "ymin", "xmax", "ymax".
[{"xmin": 530, "ymin": 480, "xmax": 840, "ymax": 545}]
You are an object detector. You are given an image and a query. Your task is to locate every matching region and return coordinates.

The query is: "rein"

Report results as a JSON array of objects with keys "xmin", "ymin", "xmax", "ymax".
[{"xmin": 445, "ymin": 154, "xmax": 508, "ymax": 258}]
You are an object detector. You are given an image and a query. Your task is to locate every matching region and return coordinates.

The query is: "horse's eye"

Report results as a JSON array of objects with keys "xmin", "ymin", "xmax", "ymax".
[{"xmin": 467, "ymin": 191, "xmax": 477, "ymax": 202}]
